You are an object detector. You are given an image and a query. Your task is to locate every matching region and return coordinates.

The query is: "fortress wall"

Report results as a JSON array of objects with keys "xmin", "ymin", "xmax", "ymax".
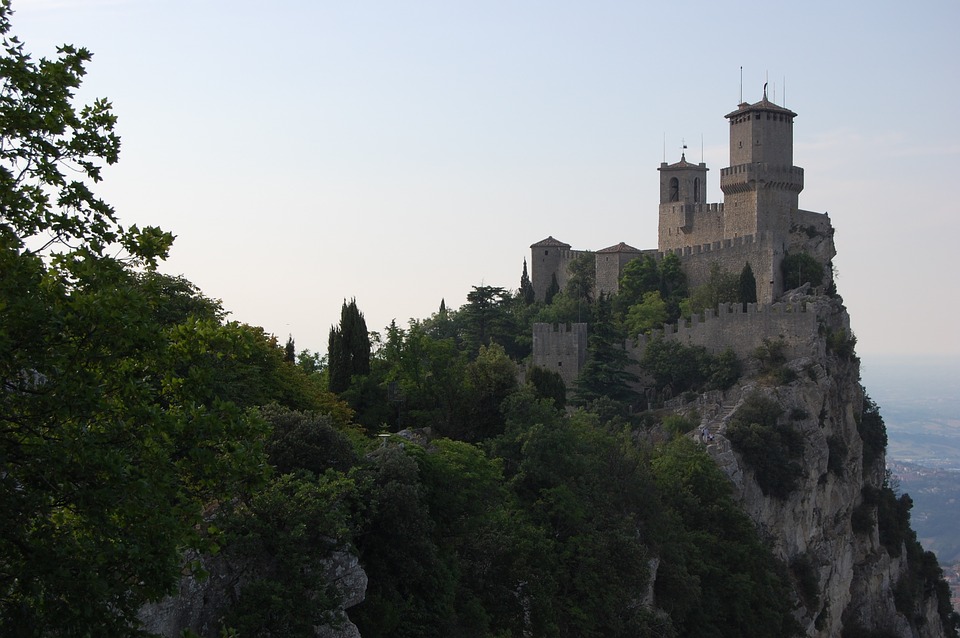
[
  {"xmin": 668, "ymin": 232, "xmax": 782, "ymax": 302},
  {"xmin": 793, "ymin": 208, "xmax": 830, "ymax": 231},
  {"xmin": 626, "ymin": 301, "xmax": 819, "ymax": 364},
  {"xmin": 531, "ymin": 322, "xmax": 588, "ymax": 386},
  {"xmin": 659, "ymin": 202, "xmax": 725, "ymax": 252}
]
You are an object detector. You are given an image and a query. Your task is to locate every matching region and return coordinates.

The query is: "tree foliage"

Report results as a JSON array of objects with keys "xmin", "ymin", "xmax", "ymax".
[
  {"xmin": 572, "ymin": 294, "xmax": 638, "ymax": 408},
  {"xmin": 328, "ymin": 298, "xmax": 371, "ymax": 393},
  {"xmin": 781, "ymin": 252, "xmax": 825, "ymax": 290},
  {"xmin": 726, "ymin": 393, "xmax": 804, "ymax": 499},
  {"xmin": 686, "ymin": 262, "xmax": 739, "ymax": 315},
  {"xmin": 564, "ymin": 251, "xmax": 595, "ymax": 305}
]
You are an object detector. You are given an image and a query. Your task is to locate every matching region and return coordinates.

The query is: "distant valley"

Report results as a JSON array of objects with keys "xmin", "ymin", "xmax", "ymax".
[{"xmin": 861, "ymin": 354, "xmax": 960, "ymax": 605}]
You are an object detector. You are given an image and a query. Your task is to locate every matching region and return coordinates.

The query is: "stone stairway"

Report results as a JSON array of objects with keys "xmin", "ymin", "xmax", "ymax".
[{"xmin": 690, "ymin": 388, "xmax": 745, "ymax": 452}]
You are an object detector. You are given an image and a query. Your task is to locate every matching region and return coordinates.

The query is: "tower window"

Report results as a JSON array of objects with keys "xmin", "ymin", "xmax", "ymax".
[
  {"xmin": 694, "ymin": 177, "xmax": 701, "ymax": 203},
  {"xmin": 669, "ymin": 177, "xmax": 679, "ymax": 202}
]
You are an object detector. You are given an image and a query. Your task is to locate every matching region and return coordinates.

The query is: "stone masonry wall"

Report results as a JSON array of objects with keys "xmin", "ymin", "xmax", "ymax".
[
  {"xmin": 531, "ymin": 322, "xmax": 588, "ymax": 387},
  {"xmin": 626, "ymin": 301, "xmax": 820, "ymax": 363},
  {"xmin": 670, "ymin": 231, "xmax": 782, "ymax": 302}
]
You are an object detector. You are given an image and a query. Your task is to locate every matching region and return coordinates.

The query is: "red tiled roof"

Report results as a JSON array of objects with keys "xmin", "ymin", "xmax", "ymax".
[
  {"xmin": 530, "ymin": 236, "xmax": 571, "ymax": 248},
  {"xmin": 597, "ymin": 242, "xmax": 641, "ymax": 254}
]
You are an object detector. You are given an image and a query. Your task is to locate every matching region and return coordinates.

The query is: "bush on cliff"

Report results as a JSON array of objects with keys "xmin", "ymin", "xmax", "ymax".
[{"xmin": 726, "ymin": 394, "xmax": 804, "ymax": 499}]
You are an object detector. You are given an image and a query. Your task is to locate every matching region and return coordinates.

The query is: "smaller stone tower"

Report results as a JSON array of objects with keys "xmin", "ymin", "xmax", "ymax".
[
  {"xmin": 657, "ymin": 154, "xmax": 713, "ymax": 251},
  {"xmin": 530, "ymin": 236, "xmax": 572, "ymax": 302}
]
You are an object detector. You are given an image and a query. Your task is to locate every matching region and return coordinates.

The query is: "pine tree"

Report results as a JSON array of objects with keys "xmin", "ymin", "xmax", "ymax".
[
  {"xmin": 284, "ymin": 335, "xmax": 296, "ymax": 363},
  {"xmin": 327, "ymin": 299, "xmax": 371, "ymax": 393},
  {"xmin": 572, "ymin": 294, "xmax": 638, "ymax": 407}
]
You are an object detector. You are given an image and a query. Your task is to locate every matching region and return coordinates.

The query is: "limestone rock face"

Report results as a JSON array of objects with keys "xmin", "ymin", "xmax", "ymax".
[
  {"xmin": 138, "ymin": 547, "xmax": 367, "ymax": 638},
  {"xmin": 694, "ymin": 298, "xmax": 950, "ymax": 637}
]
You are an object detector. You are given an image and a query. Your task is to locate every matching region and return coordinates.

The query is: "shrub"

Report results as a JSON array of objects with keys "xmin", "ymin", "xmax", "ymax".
[
  {"xmin": 857, "ymin": 396, "xmax": 887, "ymax": 473},
  {"xmin": 663, "ymin": 414, "xmax": 698, "ymax": 437},
  {"xmin": 851, "ymin": 504, "xmax": 874, "ymax": 534},
  {"xmin": 526, "ymin": 366, "xmax": 566, "ymax": 409},
  {"xmin": 726, "ymin": 394, "xmax": 804, "ymax": 499},
  {"xmin": 790, "ymin": 554, "xmax": 820, "ymax": 610},
  {"xmin": 826, "ymin": 434, "xmax": 848, "ymax": 477},
  {"xmin": 781, "ymin": 252, "xmax": 824, "ymax": 290},
  {"xmin": 642, "ymin": 339, "xmax": 742, "ymax": 395},
  {"xmin": 707, "ymin": 348, "xmax": 741, "ymax": 391},
  {"xmin": 826, "ymin": 328, "xmax": 857, "ymax": 360}
]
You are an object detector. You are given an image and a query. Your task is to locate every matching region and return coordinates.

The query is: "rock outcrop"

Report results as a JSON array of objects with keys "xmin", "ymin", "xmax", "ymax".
[
  {"xmin": 138, "ymin": 546, "xmax": 367, "ymax": 637},
  {"xmin": 687, "ymin": 295, "xmax": 951, "ymax": 637}
]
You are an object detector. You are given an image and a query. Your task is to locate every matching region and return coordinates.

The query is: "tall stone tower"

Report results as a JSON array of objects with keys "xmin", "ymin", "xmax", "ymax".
[{"xmin": 719, "ymin": 87, "xmax": 803, "ymax": 244}]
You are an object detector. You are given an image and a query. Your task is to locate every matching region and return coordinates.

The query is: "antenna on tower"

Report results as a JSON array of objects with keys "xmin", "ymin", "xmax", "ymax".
[
  {"xmin": 700, "ymin": 134, "xmax": 704, "ymax": 163},
  {"xmin": 783, "ymin": 76, "xmax": 786, "ymax": 106},
  {"xmin": 662, "ymin": 132, "xmax": 665, "ymax": 162},
  {"xmin": 739, "ymin": 66, "xmax": 743, "ymax": 103}
]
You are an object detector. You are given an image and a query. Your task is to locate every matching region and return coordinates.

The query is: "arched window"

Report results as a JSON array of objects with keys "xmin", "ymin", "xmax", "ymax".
[
  {"xmin": 694, "ymin": 177, "xmax": 701, "ymax": 203},
  {"xmin": 669, "ymin": 177, "xmax": 679, "ymax": 202}
]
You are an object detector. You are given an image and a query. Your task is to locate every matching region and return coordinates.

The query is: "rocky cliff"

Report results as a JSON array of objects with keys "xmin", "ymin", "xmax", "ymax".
[
  {"xmin": 139, "ymin": 546, "xmax": 367, "ymax": 638},
  {"xmin": 682, "ymin": 294, "xmax": 952, "ymax": 637}
]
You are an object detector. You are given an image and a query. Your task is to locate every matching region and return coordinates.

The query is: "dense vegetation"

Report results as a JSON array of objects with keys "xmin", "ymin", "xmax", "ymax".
[{"xmin": 0, "ymin": 4, "xmax": 954, "ymax": 637}]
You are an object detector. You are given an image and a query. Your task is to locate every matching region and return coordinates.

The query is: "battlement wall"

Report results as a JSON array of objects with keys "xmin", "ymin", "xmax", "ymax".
[
  {"xmin": 667, "ymin": 231, "xmax": 783, "ymax": 302},
  {"xmin": 626, "ymin": 301, "xmax": 819, "ymax": 363},
  {"xmin": 659, "ymin": 230, "xmax": 765, "ymax": 258},
  {"xmin": 531, "ymin": 322, "xmax": 588, "ymax": 386},
  {"xmin": 720, "ymin": 163, "xmax": 804, "ymax": 194},
  {"xmin": 530, "ymin": 302, "xmax": 821, "ymax": 390},
  {"xmin": 659, "ymin": 202, "xmax": 725, "ymax": 251}
]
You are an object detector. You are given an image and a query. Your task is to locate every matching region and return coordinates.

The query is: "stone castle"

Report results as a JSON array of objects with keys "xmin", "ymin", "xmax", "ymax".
[{"xmin": 531, "ymin": 89, "xmax": 839, "ymax": 385}]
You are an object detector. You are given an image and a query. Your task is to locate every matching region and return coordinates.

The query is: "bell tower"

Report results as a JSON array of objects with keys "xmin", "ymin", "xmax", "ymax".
[
  {"xmin": 719, "ymin": 86, "xmax": 803, "ymax": 242},
  {"xmin": 657, "ymin": 152, "xmax": 710, "ymax": 251}
]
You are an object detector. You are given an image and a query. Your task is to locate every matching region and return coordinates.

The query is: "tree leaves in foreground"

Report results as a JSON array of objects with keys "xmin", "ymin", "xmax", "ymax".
[{"xmin": 0, "ymin": 5, "xmax": 271, "ymax": 633}]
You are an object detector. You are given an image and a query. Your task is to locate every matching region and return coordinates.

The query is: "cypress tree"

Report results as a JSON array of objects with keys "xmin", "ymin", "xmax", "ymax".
[
  {"xmin": 739, "ymin": 262, "xmax": 758, "ymax": 308},
  {"xmin": 545, "ymin": 272, "xmax": 560, "ymax": 305},
  {"xmin": 520, "ymin": 259, "xmax": 535, "ymax": 305},
  {"xmin": 327, "ymin": 298, "xmax": 370, "ymax": 393},
  {"xmin": 284, "ymin": 335, "xmax": 296, "ymax": 363}
]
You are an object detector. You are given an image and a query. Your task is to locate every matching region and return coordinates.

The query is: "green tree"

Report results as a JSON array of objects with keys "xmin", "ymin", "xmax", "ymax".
[
  {"xmin": 652, "ymin": 438, "xmax": 800, "ymax": 637},
  {"xmin": 526, "ymin": 366, "xmax": 566, "ymax": 409},
  {"xmin": 284, "ymin": 334, "xmax": 296, "ymax": 363},
  {"xmin": 458, "ymin": 343, "xmax": 519, "ymax": 441},
  {"xmin": 564, "ymin": 251, "xmax": 595, "ymax": 305},
  {"xmin": 0, "ymin": 9, "xmax": 279, "ymax": 631},
  {"xmin": 687, "ymin": 262, "xmax": 739, "ymax": 315},
  {"xmin": 624, "ymin": 290, "xmax": 669, "ymax": 336},
  {"xmin": 327, "ymin": 298, "xmax": 371, "ymax": 393},
  {"xmin": 617, "ymin": 255, "xmax": 661, "ymax": 309}
]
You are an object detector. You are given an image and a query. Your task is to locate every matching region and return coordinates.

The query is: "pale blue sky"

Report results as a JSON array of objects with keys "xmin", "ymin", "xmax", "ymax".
[{"xmin": 11, "ymin": 0, "xmax": 960, "ymax": 357}]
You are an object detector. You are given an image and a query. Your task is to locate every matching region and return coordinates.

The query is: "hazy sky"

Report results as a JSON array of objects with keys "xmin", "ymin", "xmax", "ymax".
[{"xmin": 10, "ymin": 0, "xmax": 960, "ymax": 358}]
